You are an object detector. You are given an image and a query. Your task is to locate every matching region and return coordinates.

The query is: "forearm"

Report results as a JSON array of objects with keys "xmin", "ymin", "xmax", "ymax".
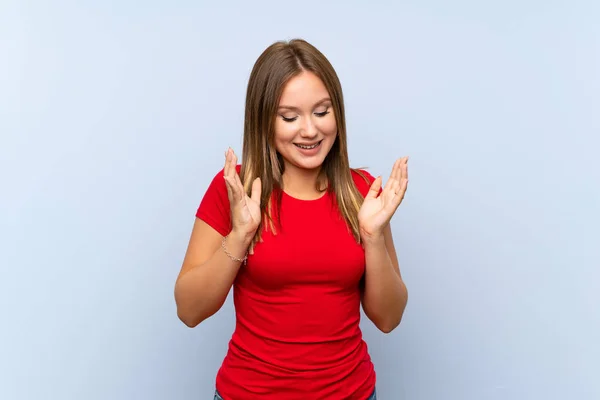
[
  {"xmin": 362, "ymin": 236, "xmax": 408, "ymax": 333},
  {"xmin": 175, "ymin": 232, "xmax": 250, "ymax": 327}
]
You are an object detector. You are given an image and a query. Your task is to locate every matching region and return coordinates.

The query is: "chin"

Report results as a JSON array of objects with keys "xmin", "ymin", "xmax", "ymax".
[{"xmin": 293, "ymin": 159, "xmax": 326, "ymax": 171}]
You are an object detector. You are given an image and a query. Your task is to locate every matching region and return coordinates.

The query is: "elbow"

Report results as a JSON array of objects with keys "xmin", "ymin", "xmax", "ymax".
[
  {"xmin": 369, "ymin": 293, "xmax": 408, "ymax": 334},
  {"xmin": 378, "ymin": 283, "xmax": 408, "ymax": 333},
  {"xmin": 377, "ymin": 317, "xmax": 402, "ymax": 334},
  {"xmin": 177, "ymin": 308, "xmax": 203, "ymax": 328},
  {"xmin": 174, "ymin": 280, "xmax": 209, "ymax": 328},
  {"xmin": 366, "ymin": 311, "xmax": 403, "ymax": 334},
  {"xmin": 175, "ymin": 293, "xmax": 207, "ymax": 328},
  {"xmin": 175, "ymin": 299, "xmax": 218, "ymax": 328},
  {"xmin": 175, "ymin": 298, "xmax": 222, "ymax": 328}
]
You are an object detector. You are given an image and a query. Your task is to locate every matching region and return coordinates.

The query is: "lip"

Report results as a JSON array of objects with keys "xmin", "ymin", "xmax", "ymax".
[
  {"xmin": 294, "ymin": 140, "xmax": 323, "ymax": 147},
  {"xmin": 293, "ymin": 139, "xmax": 323, "ymax": 156}
]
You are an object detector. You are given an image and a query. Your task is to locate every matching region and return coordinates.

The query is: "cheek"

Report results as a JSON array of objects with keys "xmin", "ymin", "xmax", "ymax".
[
  {"xmin": 316, "ymin": 117, "xmax": 337, "ymax": 136},
  {"xmin": 274, "ymin": 122, "xmax": 297, "ymax": 147}
]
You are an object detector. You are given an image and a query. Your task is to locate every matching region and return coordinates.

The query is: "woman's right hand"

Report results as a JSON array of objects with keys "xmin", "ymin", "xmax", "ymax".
[{"xmin": 223, "ymin": 148, "xmax": 262, "ymax": 240}]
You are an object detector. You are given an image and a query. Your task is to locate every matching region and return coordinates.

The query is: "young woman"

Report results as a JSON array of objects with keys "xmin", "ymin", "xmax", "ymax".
[{"xmin": 174, "ymin": 38, "xmax": 409, "ymax": 400}]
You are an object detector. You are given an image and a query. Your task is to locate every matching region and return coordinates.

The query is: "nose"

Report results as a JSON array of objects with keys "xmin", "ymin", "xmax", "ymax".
[{"xmin": 299, "ymin": 115, "xmax": 318, "ymax": 138}]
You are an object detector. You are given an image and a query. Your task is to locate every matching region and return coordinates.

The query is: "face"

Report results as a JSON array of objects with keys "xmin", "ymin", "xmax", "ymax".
[{"xmin": 274, "ymin": 71, "xmax": 337, "ymax": 175}]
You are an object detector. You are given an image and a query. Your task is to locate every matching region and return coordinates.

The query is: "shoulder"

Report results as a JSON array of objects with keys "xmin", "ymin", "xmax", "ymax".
[{"xmin": 350, "ymin": 168, "xmax": 378, "ymax": 197}]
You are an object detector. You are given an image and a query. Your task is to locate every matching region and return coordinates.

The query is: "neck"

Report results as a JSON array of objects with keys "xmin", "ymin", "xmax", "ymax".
[{"xmin": 281, "ymin": 164, "xmax": 326, "ymax": 200}]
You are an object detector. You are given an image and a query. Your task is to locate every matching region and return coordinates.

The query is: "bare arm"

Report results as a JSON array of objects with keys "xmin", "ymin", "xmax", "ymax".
[
  {"xmin": 174, "ymin": 148, "xmax": 261, "ymax": 327},
  {"xmin": 358, "ymin": 157, "xmax": 410, "ymax": 333},
  {"xmin": 361, "ymin": 224, "xmax": 408, "ymax": 333},
  {"xmin": 174, "ymin": 219, "xmax": 252, "ymax": 327}
]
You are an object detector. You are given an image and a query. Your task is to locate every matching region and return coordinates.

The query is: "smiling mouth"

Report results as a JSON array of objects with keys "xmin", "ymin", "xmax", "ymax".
[{"xmin": 294, "ymin": 140, "xmax": 322, "ymax": 150}]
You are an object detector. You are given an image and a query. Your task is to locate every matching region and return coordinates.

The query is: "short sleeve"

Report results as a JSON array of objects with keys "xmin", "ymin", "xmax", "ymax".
[
  {"xmin": 351, "ymin": 168, "xmax": 382, "ymax": 198},
  {"xmin": 195, "ymin": 167, "xmax": 233, "ymax": 237}
]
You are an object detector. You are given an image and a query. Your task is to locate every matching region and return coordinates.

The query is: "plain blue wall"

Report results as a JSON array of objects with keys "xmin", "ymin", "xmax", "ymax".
[{"xmin": 1, "ymin": 1, "xmax": 598, "ymax": 399}]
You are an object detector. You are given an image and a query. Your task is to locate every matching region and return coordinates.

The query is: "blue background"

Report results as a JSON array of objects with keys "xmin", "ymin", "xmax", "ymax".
[{"xmin": 1, "ymin": 1, "xmax": 598, "ymax": 399}]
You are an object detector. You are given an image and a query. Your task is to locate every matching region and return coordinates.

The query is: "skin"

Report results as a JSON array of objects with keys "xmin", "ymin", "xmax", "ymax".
[
  {"xmin": 174, "ymin": 71, "xmax": 409, "ymax": 333},
  {"xmin": 274, "ymin": 71, "xmax": 338, "ymax": 200},
  {"xmin": 358, "ymin": 158, "xmax": 409, "ymax": 333}
]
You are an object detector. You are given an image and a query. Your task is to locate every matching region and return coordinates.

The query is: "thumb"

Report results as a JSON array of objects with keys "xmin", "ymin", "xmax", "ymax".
[
  {"xmin": 250, "ymin": 177, "xmax": 261, "ymax": 205},
  {"xmin": 365, "ymin": 176, "xmax": 382, "ymax": 199}
]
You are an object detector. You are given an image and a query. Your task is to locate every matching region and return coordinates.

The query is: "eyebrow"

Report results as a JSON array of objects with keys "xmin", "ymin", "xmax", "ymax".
[{"xmin": 278, "ymin": 97, "xmax": 332, "ymax": 111}]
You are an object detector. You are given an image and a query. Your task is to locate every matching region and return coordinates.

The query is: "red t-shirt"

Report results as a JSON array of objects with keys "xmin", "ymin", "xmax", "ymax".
[{"xmin": 196, "ymin": 165, "xmax": 378, "ymax": 400}]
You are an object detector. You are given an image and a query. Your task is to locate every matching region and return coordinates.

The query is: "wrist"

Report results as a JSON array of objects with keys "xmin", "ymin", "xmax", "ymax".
[
  {"xmin": 229, "ymin": 228, "xmax": 255, "ymax": 247},
  {"xmin": 362, "ymin": 235, "xmax": 386, "ymax": 249},
  {"xmin": 222, "ymin": 232, "xmax": 252, "ymax": 265},
  {"xmin": 359, "ymin": 227, "xmax": 385, "ymax": 246}
]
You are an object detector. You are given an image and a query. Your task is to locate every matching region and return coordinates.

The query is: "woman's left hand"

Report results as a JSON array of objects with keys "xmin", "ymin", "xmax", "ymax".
[{"xmin": 358, "ymin": 157, "xmax": 409, "ymax": 242}]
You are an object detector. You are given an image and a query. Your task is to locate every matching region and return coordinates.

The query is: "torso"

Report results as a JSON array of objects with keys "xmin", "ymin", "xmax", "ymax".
[{"xmin": 215, "ymin": 171, "xmax": 376, "ymax": 399}]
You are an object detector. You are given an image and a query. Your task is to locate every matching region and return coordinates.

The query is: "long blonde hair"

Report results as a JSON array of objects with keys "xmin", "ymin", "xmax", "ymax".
[{"xmin": 239, "ymin": 38, "xmax": 368, "ymax": 247}]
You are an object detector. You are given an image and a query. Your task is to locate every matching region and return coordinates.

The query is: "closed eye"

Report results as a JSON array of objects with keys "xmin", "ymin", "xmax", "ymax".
[{"xmin": 279, "ymin": 108, "xmax": 330, "ymax": 122}]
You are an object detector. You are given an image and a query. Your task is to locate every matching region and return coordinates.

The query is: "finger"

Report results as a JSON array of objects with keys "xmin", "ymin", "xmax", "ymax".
[
  {"xmin": 224, "ymin": 175, "xmax": 238, "ymax": 203},
  {"xmin": 399, "ymin": 157, "xmax": 409, "ymax": 196},
  {"xmin": 224, "ymin": 148, "xmax": 230, "ymax": 176},
  {"xmin": 388, "ymin": 158, "xmax": 401, "ymax": 183},
  {"xmin": 231, "ymin": 148, "xmax": 238, "ymax": 167},
  {"xmin": 228, "ymin": 150, "xmax": 247, "ymax": 197},
  {"xmin": 383, "ymin": 159, "xmax": 401, "ymax": 194},
  {"xmin": 225, "ymin": 149, "xmax": 239, "ymax": 190},
  {"xmin": 395, "ymin": 157, "xmax": 405, "ymax": 182},
  {"xmin": 396, "ymin": 158, "xmax": 403, "ymax": 182},
  {"xmin": 229, "ymin": 148, "xmax": 238, "ymax": 177},
  {"xmin": 365, "ymin": 176, "xmax": 382, "ymax": 199},
  {"xmin": 393, "ymin": 178, "xmax": 408, "ymax": 204},
  {"xmin": 233, "ymin": 170, "xmax": 246, "ymax": 197},
  {"xmin": 250, "ymin": 177, "xmax": 262, "ymax": 205},
  {"xmin": 228, "ymin": 173, "xmax": 245, "ymax": 203},
  {"xmin": 224, "ymin": 149, "xmax": 239, "ymax": 202},
  {"xmin": 389, "ymin": 177, "xmax": 401, "ymax": 196},
  {"xmin": 223, "ymin": 149, "xmax": 232, "ymax": 197}
]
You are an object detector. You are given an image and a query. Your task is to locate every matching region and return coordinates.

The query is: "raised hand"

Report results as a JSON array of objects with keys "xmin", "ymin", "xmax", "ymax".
[
  {"xmin": 358, "ymin": 157, "xmax": 409, "ymax": 241},
  {"xmin": 223, "ymin": 148, "xmax": 262, "ymax": 239}
]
